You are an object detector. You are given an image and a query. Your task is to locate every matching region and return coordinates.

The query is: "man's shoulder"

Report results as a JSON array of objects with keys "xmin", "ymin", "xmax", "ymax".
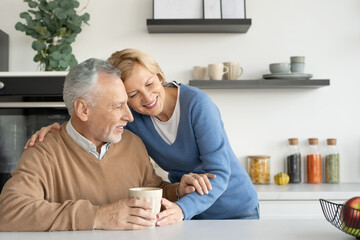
[
  {"xmin": 26, "ymin": 127, "xmax": 67, "ymax": 154},
  {"xmin": 121, "ymin": 129, "xmax": 143, "ymax": 144}
]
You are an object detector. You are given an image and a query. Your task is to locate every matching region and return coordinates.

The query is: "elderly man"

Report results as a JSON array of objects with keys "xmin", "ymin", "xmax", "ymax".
[{"xmin": 0, "ymin": 59, "xmax": 211, "ymax": 231}]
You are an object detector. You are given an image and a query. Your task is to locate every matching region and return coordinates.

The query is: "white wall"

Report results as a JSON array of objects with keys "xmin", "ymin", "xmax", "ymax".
[{"xmin": 1, "ymin": 0, "xmax": 359, "ymax": 182}]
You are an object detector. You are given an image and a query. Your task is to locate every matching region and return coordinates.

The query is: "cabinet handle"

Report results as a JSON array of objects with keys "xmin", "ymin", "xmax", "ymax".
[{"xmin": 0, "ymin": 81, "xmax": 4, "ymax": 89}]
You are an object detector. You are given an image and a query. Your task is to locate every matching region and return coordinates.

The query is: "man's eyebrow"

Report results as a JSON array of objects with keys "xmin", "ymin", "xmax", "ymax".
[{"xmin": 112, "ymin": 101, "xmax": 127, "ymax": 106}]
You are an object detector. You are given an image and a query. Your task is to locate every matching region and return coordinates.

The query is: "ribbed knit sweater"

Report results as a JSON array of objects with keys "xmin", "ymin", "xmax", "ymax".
[
  {"xmin": 0, "ymin": 124, "xmax": 178, "ymax": 231},
  {"xmin": 127, "ymin": 83, "xmax": 258, "ymax": 220}
]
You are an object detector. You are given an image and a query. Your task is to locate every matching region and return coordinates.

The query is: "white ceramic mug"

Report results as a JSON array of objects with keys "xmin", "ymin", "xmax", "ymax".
[
  {"xmin": 128, "ymin": 187, "xmax": 163, "ymax": 226},
  {"xmin": 223, "ymin": 62, "xmax": 243, "ymax": 80},
  {"xmin": 208, "ymin": 63, "xmax": 229, "ymax": 80},
  {"xmin": 193, "ymin": 66, "xmax": 207, "ymax": 80}
]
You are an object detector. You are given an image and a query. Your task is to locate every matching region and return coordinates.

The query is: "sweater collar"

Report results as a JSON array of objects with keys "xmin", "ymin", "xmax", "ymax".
[{"xmin": 65, "ymin": 119, "xmax": 111, "ymax": 160}]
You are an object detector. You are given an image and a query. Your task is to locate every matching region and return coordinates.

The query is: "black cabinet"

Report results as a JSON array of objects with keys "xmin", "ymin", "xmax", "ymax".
[{"xmin": 0, "ymin": 30, "xmax": 9, "ymax": 71}]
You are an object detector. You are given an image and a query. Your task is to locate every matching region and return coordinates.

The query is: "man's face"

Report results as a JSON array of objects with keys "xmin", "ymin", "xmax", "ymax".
[{"xmin": 86, "ymin": 72, "xmax": 133, "ymax": 147}]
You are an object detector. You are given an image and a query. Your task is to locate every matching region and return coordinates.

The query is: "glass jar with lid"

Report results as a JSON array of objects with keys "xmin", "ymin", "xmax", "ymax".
[
  {"xmin": 306, "ymin": 138, "xmax": 321, "ymax": 183},
  {"xmin": 247, "ymin": 155, "xmax": 270, "ymax": 184},
  {"xmin": 286, "ymin": 138, "xmax": 301, "ymax": 183},
  {"xmin": 325, "ymin": 138, "xmax": 340, "ymax": 183}
]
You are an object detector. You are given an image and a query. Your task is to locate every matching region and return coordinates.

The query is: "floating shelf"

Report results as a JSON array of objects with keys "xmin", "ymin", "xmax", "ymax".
[
  {"xmin": 189, "ymin": 79, "xmax": 330, "ymax": 89},
  {"xmin": 146, "ymin": 19, "xmax": 252, "ymax": 33}
]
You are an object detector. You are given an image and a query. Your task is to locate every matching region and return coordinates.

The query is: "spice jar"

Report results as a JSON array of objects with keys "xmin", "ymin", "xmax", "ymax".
[
  {"xmin": 286, "ymin": 138, "xmax": 301, "ymax": 183},
  {"xmin": 306, "ymin": 138, "xmax": 321, "ymax": 183},
  {"xmin": 248, "ymin": 155, "xmax": 270, "ymax": 184},
  {"xmin": 325, "ymin": 138, "xmax": 340, "ymax": 183}
]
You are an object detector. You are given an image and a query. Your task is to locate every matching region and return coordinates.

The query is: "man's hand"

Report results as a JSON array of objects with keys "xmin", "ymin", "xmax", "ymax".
[
  {"xmin": 94, "ymin": 199, "xmax": 156, "ymax": 230},
  {"xmin": 177, "ymin": 172, "xmax": 216, "ymax": 198},
  {"xmin": 156, "ymin": 198, "xmax": 184, "ymax": 226}
]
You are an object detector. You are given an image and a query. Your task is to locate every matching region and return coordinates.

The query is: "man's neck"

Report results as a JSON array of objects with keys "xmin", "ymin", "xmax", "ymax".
[{"xmin": 70, "ymin": 117, "xmax": 105, "ymax": 153}]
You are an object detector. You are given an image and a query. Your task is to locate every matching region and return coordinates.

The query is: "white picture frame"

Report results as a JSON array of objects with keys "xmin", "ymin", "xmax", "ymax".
[
  {"xmin": 204, "ymin": 0, "xmax": 221, "ymax": 19},
  {"xmin": 154, "ymin": 0, "xmax": 203, "ymax": 19},
  {"xmin": 221, "ymin": 0, "xmax": 246, "ymax": 19}
]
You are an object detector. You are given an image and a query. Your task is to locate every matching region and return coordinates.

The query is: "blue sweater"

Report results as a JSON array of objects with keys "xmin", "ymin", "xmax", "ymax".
[{"xmin": 126, "ymin": 83, "xmax": 258, "ymax": 220}]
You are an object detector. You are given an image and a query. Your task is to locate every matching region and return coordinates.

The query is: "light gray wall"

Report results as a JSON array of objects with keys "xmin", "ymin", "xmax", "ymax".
[{"xmin": 1, "ymin": 0, "xmax": 359, "ymax": 182}]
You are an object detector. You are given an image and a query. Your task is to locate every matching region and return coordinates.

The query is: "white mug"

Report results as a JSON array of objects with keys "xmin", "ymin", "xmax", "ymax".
[
  {"xmin": 193, "ymin": 66, "xmax": 207, "ymax": 80},
  {"xmin": 208, "ymin": 63, "xmax": 229, "ymax": 80},
  {"xmin": 223, "ymin": 62, "xmax": 243, "ymax": 80},
  {"xmin": 128, "ymin": 187, "xmax": 163, "ymax": 227}
]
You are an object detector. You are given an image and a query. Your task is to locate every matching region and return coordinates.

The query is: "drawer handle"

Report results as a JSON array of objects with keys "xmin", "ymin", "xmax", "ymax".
[{"xmin": 0, "ymin": 81, "xmax": 4, "ymax": 89}]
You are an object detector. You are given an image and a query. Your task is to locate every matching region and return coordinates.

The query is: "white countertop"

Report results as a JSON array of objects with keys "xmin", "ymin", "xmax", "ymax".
[
  {"xmin": 256, "ymin": 183, "xmax": 360, "ymax": 201},
  {"xmin": 0, "ymin": 219, "xmax": 351, "ymax": 240}
]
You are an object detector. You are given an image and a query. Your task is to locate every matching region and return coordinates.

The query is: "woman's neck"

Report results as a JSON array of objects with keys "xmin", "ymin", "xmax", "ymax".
[{"xmin": 155, "ymin": 85, "xmax": 178, "ymax": 122}]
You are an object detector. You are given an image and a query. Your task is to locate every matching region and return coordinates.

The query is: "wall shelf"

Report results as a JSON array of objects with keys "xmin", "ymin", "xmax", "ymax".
[
  {"xmin": 189, "ymin": 79, "xmax": 330, "ymax": 89},
  {"xmin": 146, "ymin": 19, "xmax": 252, "ymax": 33}
]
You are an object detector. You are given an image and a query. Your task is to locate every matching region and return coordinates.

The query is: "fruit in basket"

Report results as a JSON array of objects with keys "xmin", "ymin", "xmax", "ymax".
[
  {"xmin": 342, "ymin": 223, "xmax": 360, "ymax": 237},
  {"xmin": 341, "ymin": 196, "xmax": 360, "ymax": 229},
  {"xmin": 274, "ymin": 172, "xmax": 289, "ymax": 185}
]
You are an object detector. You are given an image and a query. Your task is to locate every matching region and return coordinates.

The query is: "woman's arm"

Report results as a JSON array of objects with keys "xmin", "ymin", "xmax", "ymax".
[{"xmin": 24, "ymin": 122, "xmax": 61, "ymax": 149}]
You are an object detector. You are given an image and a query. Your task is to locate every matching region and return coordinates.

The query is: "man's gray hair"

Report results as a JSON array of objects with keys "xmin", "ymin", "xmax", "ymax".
[{"xmin": 63, "ymin": 58, "xmax": 121, "ymax": 115}]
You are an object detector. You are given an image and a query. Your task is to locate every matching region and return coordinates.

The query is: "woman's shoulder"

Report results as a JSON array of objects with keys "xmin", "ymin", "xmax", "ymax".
[{"xmin": 179, "ymin": 83, "xmax": 210, "ymax": 104}]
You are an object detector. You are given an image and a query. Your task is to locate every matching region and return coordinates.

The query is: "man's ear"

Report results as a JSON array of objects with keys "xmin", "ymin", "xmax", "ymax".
[{"xmin": 74, "ymin": 99, "xmax": 91, "ymax": 121}]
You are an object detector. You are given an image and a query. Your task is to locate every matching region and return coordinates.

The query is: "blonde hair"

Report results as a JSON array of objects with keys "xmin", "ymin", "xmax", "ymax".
[{"xmin": 108, "ymin": 48, "xmax": 165, "ymax": 84}]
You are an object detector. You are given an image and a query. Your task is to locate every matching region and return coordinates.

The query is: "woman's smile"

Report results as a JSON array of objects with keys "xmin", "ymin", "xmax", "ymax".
[{"xmin": 144, "ymin": 96, "xmax": 158, "ymax": 109}]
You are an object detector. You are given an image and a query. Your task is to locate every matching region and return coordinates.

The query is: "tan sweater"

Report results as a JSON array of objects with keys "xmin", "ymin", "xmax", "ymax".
[{"xmin": 0, "ymin": 124, "xmax": 178, "ymax": 231}]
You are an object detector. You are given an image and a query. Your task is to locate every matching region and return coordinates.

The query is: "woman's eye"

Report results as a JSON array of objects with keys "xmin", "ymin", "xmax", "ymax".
[
  {"xmin": 146, "ymin": 82, "xmax": 153, "ymax": 87},
  {"xmin": 129, "ymin": 93, "xmax": 137, "ymax": 98}
]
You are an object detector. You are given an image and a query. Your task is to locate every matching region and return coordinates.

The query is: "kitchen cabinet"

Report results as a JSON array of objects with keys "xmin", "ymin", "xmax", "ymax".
[
  {"xmin": 189, "ymin": 79, "xmax": 330, "ymax": 89},
  {"xmin": 256, "ymin": 183, "xmax": 359, "ymax": 219},
  {"xmin": 146, "ymin": 19, "xmax": 252, "ymax": 33}
]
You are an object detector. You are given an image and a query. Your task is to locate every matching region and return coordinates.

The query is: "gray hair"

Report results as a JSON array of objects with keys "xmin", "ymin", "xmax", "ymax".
[{"xmin": 63, "ymin": 58, "xmax": 121, "ymax": 115}]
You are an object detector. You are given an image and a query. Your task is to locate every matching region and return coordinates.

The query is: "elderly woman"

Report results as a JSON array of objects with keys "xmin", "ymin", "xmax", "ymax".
[{"xmin": 25, "ymin": 48, "xmax": 259, "ymax": 225}]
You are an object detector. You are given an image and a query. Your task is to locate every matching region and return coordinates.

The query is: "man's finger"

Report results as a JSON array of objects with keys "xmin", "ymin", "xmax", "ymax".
[{"xmin": 127, "ymin": 198, "xmax": 153, "ymax": 210}]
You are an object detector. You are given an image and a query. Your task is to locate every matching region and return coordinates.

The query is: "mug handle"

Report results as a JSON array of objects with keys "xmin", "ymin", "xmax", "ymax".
[
  {"xmin": 238, "ymin": 67, "xmax": 244, "ymax": 78},
  {"xmin": 223, "ymin": 66, "xmax": 229, "ymax": 74}
]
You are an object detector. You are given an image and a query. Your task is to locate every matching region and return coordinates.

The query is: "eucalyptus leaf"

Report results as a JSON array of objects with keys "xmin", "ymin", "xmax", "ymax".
[
  {"xmin": 33, "ymin": 26, "xmax": 48, "ymax": 36},
  {"xmin": 81, "ymin": 13, "xmax": 90, "ymax": 23},
  {"xmin": 47, "ymin": 1, "xmax": 58, "ymax": 10},
  {"xmin": 62, "ymin": 46, "xmax": 72, "ymax": 55},
  {"xmin": 32, "ymin": 41, "xmax": 46, "ymax": 51},
  {"xmin": 28, "ymin": 1, "xmax": 38, "ymax": 8},
  {"xmin": 54, "ymin": 8, "xmax": 67, "ymax": 20},
  {"xmin": 52, "ymin": 51, "xmax": 61, "ymax": 60},
  {"xmin": 49, "ymin": 59, "xmax": 58, "ymax": 68},
  {"xmin": 15, "ymin": 22, "xmax": 27, "ymax": 32},
  {"xmin": 33, "ymin": 55, "xmax": 40, "ymax": 62},
  {"xmin": 59, "ymin": 59, "xmax": 68, "ymax": 68},
  {"xmin": 69, "ymin": 54, "xmax": 77, "ymax": 68}
]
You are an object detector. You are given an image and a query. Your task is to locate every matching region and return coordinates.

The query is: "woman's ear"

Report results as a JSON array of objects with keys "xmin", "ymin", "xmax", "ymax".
[{"xmin": 73, "ymin": 99, "xmax": 90, "ymax": 121}]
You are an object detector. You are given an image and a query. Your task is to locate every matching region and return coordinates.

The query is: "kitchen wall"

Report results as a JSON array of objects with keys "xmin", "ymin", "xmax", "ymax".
[{"xmin": 0, "ymin": 0, "xmax": 359, "ymax": 182}]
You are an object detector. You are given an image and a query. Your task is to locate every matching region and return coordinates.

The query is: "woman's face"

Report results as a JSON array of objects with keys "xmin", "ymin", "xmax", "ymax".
[{"xmin": 124, "ymin": 62, "xmax": 165, "ymax": 117}]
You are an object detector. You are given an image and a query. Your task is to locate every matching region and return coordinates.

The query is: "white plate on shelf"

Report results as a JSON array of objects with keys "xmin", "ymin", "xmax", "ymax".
[{"xmin": 263, "ymin": 73, "xmax": 313, "ymax": 80}]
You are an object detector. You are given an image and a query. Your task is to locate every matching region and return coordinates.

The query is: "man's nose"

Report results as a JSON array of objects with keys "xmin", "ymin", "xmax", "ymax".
[{"xmin": 123, "ymin": 104, "xmax": 134, "ymax": 123}]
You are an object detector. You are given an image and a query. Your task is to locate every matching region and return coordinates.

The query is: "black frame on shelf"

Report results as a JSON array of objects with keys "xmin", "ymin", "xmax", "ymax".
[{"xmin": 148, "ymin": 0, "xmax": 250, "ymax": 33}]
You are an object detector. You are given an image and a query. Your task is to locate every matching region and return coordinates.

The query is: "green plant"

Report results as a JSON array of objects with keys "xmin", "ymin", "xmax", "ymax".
[{"xmin": 15, "ymin": 0, "xmax": 90, "ymax": 71}]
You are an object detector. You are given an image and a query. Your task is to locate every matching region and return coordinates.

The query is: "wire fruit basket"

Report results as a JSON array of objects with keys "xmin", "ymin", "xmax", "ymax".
[{"xmin": 319, "ymin": 199, "xmax": 360, "ymax": 239}]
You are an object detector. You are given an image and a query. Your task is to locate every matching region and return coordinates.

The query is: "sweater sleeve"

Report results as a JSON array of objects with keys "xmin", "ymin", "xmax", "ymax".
[
  {"xmin": 0, "ymin": 148, "xmax": 98, "ymax": 232},
  {"xmin": 175, "ymin": 95, "xmax": 231, "ymax": 219},
  {"xmin": 134, "ymin": 135, "xmax": 179, "ymax": 203}
]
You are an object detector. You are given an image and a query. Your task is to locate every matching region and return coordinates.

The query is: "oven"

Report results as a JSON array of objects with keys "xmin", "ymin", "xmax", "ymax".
[{"xmin": 0, "ymin": 73, "xmax": 70, "ymax": 192}]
